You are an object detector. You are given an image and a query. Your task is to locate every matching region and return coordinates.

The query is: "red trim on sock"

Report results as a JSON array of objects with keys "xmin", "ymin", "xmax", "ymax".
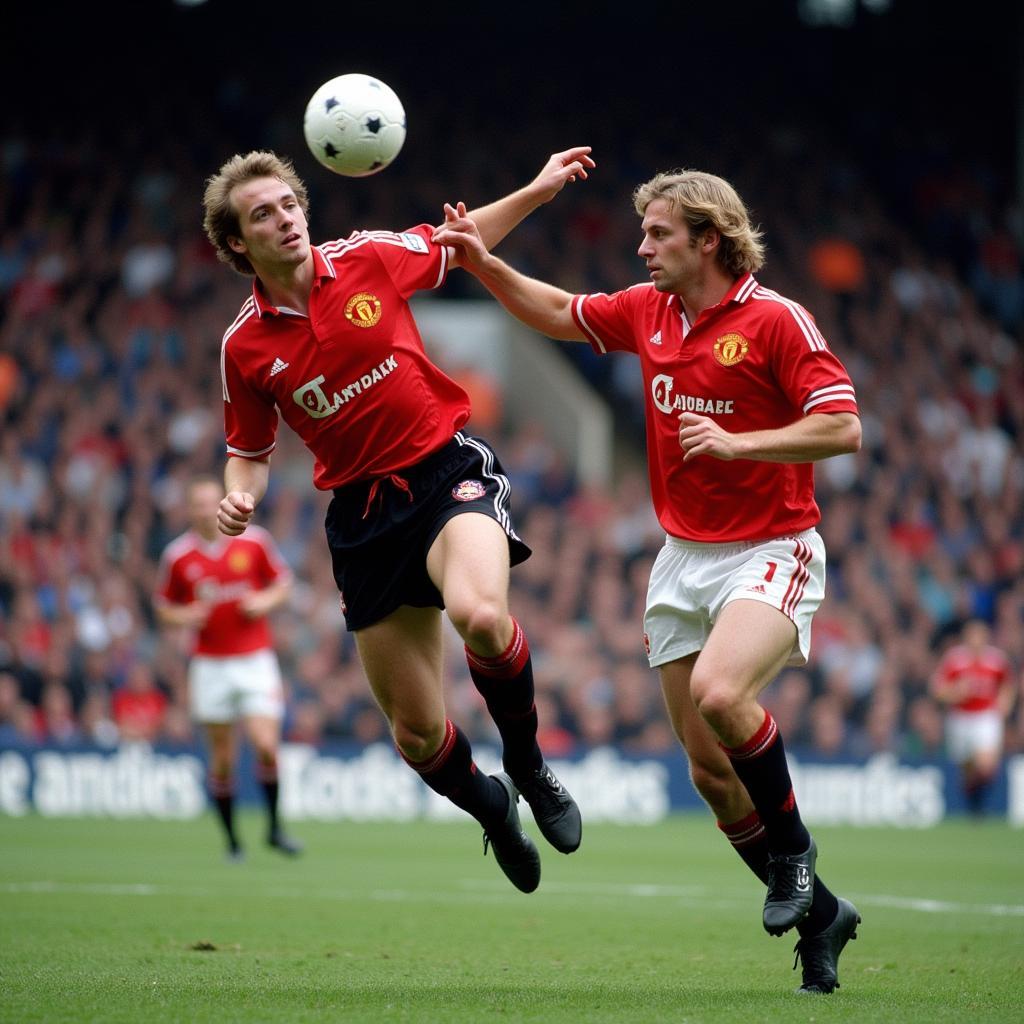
[
  {"xmin": 717, "ymin": 810, "xmax": 767, "ymax": 847},
  {"xmin": 400, "ymin": 719, "xmax": 457, "ymax": 775},
  {"xmin": 722, "ymin": 710, "xmax": 778, "ymax": 761},
  {"xmin": 208, "ymin": 775, "xmax": 234, "ymax": 799},
  {"xmin": 779, "ymin": 788, "xmax": 796, "ymax": 813},
  {"xmin": 465, "ymin": 618, "xmax": 530, "ymax": 678}
]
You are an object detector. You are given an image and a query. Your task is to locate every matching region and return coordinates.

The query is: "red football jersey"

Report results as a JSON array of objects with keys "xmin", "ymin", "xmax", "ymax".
[
  {"xmin": 572, "ymin": 274, "xmax": 859, "ymax": 542},
  {"xmin": 220, "ymin": 225, "xmax": 471, "ymax": 490},
  {"xmin": 155, "ymin": 525, "xmax": 291, "ymax": 656},
  {"xmin": 934, "ymin": 645, "xmax": 1013, "ymax": 713}
]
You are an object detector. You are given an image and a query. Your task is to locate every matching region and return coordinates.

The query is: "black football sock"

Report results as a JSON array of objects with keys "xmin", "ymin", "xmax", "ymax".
[
  {"xmin": 718, "ymin": 810, "xmax": 771, "ymax": 884},
  {"xmin": 723, "ymin": 711, "xmax": 811, "ymax": 856},
  {"xmin": 718, "ymin": 809, "xmax": 839, "ymax": 937},
  {"xmin": 965, "ymin": 777, "xmax": 990, "ymax": 816},
  {"xmin": 400, "ymin": 719, "xmax": 509, "ymax": 827},
  {"xmin": 209, "ymin": 774, "xmax": 239, "ymax": 851},
  {"xmin": 258, "ymin": 754, "xmax": 281, "ymax": 836},
  {"xmin": 465, "ymin": 618, "xmax": 543, "ymax": 781}
]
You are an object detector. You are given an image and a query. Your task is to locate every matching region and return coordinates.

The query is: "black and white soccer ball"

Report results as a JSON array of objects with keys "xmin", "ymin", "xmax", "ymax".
[{"xmin": 303, "ymin": 73, "xmax": 406, "ymax": 177}]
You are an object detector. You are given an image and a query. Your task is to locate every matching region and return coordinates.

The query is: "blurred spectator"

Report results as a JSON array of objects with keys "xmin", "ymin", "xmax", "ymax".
[
  {"xmin": 764, "ymin": 670, "xmax": 812, "ymax": 748},
  {"xmin": 111, "ymin": 663, "xmax": 169, "ymax": 743},
  {"xmin": 0, "ymin": 670, "xmax": 37, "ymax": 744},
  {"xmin": 34, "ymin": 682, "xmax": 80, "ymax": 746},
  {"xmin": 79, "ymin": 689, "xmax": 120, "ymax": 748},
  {"xmin": 0, "ymin": 53, "xmax": 1022, "ymax": 783},
  {"xmin": 286, "ymin": 699, "xmax": 326, "ymax": 747},
  {"xmin": 807, "ymin": 695, "xmax": 848, "ymax": 759},
  {"xmin": 902, "ymin": 695, "xmax": 946, "ymax": 760}
]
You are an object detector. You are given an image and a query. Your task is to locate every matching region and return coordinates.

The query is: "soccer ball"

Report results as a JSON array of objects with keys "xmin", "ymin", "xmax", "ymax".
[{"xmin": 303, "ymin": 73, "xmax": 406, "ymax": 177}]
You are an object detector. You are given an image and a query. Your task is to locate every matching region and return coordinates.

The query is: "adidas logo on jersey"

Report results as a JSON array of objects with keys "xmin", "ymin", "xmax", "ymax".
[
  {"xmin": 649, "ymin": 330, "xmax": 663, "ymax": 346},
  {"xmin": 270, "ymin": 357, "xmax": 289, "ymax": 377}
]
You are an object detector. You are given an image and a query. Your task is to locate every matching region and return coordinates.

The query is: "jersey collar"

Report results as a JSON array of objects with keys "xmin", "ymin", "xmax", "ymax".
[
  {"xmin": 666, "ymin": 272, "xmax": 758, "ymax": 333},
  {"xmin": 730, "ymin": 272, "xmax": 758, "ymax": 304},
  {"xmin": 666, "ymin": 273, "xmax": 758, "ymax": 314},
  {"xmin": 311, "ymin": 246, "xmax": 337, "ymax": 280},
  {"xmin": 250, "ymin": 249, "xmax": 336, "ymax": 317}
]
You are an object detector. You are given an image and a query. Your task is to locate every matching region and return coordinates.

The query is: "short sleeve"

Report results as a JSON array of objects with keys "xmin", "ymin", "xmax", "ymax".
[
  {"xmin": 571, "ymin": 286, "xmax": 650, "ymax": 355},
  {"xmin": 222, "ymin": 344, "xmax": 279, "ymax": 459},
  {"xmin": 767, "ymin": 301, "xmax": 858, "ymax": 417},
  {"xmin": 363, "ymin": 224, "xmax": 448, "ymax": 299}
]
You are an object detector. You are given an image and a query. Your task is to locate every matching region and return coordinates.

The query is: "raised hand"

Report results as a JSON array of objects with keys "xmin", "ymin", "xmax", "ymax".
[
  {"xmin": 433, "ymin": 202, "xmax": 491, "ymax": 270},
  {"xmin": 529, "ymin": 146, "xmax": 596, "ymax": 202}
]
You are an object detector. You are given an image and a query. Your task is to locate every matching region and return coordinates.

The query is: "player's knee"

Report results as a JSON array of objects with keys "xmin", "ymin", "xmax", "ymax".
[
  {"xmin": 690, "ymin": 675, "xmax": 742, "ymax": 732},
  {"xmin": 449, "ymin": 598, "xmax": 508, "ymax": 653},
  {"xmin": 254, "ymin": 745, "xmax": 277, "ymax": 767},
  {"xmin": 392, "ymin": 718, "xmax": 446, "ymax": 763}
]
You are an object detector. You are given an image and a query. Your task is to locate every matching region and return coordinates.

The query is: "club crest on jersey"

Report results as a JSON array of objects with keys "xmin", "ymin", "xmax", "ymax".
[
  {"xmin": 452, "ymin": 480, "xmax": 486, "ymax": 502},
  {"xmin": 228, "ymin": 549, "xmax": 251, "ymax": 573},
  {"xmin": 714, "ymin": 332, "xmax": 749, "ymax": 366},
  {"xmin": 345, "ymin": 292, "xmax": 382, "ymax": 328}
]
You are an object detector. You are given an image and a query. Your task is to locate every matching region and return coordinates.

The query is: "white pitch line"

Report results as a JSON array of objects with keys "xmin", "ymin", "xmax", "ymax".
[
  {"xmin": 1, "ymin": 881, "xmax": 162, "ymax": 896},
  {"xmin": 4, "ymin": 879, "xmax": 1023, "ymax": 918},
  {"xmin": 851, "ymin": 893, "xmax": 1024, "ymax": 917},
  {"xmin": 461, "ymin": 879, "xmax": 708, "ymax": 898},
  {"xmin": 460, "ymin": 880, "xmax": 1024, "ymax": 917}
]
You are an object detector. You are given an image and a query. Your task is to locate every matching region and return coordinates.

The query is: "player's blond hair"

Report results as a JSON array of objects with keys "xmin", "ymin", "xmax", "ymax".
[
  {"xmin": 633, "ymin": 170, "xmax": 765, "ymax": 276},
  {"xmin": 203, "ymin": 151, "xmax": 310, "ymax": 276}
]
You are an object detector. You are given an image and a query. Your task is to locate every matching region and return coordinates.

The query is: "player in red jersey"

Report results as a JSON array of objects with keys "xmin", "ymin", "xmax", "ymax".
[
  {"xmin": 156, "ymin": 476, "xmax": 300, "ymax": 861},
  {"xmin": 931, "ymin": 619, "xmax": 1017, "ymax": 817},
  {"xmin": 201, "ymin": 148, "xmax": 593, "ymax": 892},
  {"xmin": 435, "ymin": 169, "xmax": 863, "ymax": 992}
]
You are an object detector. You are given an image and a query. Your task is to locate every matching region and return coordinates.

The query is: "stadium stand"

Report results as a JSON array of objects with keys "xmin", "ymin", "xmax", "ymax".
[{"xmin": 1, "ymin": 2, "xmax": 1022, "ymax": 766}]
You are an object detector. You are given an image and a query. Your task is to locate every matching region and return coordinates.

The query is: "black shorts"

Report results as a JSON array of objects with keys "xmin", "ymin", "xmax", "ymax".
[{"xmin": 325, "ymin": 432, "xmax": 532, "ymax": 631}]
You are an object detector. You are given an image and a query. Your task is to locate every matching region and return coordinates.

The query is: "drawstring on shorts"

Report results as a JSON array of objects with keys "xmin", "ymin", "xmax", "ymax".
[{"xmin": 362, "ymin": 473, "xmax": 414, "ymax": 518}]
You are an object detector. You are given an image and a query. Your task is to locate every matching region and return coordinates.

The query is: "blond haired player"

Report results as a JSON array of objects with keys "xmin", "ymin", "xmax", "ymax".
[{"xmin": 435, "ymin": 168, "xmax": 863, "ymax": 993}]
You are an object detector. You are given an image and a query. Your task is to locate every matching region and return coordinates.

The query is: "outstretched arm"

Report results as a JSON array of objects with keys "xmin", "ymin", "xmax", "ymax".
[
  {"xmin": 448, "ymin": 146, "xmax": 595, "ymax": 267},
  {"xmin": 433, "ymin": 203, "xmax": 587, "ymax": 342}
]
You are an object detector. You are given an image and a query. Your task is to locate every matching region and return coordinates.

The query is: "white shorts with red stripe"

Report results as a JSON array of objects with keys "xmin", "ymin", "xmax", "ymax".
[
  {"xmin": 946, "ymin": 709, "xmax": 1003, "ymax": 763},
  {"xmin": 188, "ymin": 648, "xmax": 284, "ymax": 724},
  {"xmin": 643, "ymin": 528, "xmax": 825, "ymax": 668}
]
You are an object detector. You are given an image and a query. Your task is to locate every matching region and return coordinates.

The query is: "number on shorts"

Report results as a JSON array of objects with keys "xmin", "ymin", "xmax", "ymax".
[{"xmin": 764, "ymin": 561, "xmax": 778, "ymax": 583}]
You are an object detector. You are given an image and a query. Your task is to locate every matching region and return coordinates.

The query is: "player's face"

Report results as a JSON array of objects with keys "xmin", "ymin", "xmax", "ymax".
[
  {"xmin": 228, "ymin": 177, "xmax": 311, "ymax": 273},
  {"xmin": 187, "ymin": 481, "xmax": 222, "ymax": 537},
  {"xmin": 638, "ymin": 199, "xmax": 704, "ymax": 294}
]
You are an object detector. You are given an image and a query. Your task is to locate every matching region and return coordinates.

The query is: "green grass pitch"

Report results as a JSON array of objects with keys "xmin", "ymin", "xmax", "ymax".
[{"xmin": 1, "ymin": 812, "xmax": 1021, "ymax": 1023}]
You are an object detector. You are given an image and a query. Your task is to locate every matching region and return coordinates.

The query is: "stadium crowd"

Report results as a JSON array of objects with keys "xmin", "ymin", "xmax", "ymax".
[{"xmin": 1, "ymin": 65, "xmax": 1023, "ymax": 768}]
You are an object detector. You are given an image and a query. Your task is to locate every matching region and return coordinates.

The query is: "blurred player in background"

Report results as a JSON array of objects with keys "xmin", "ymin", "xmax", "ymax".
[
  {"xmin": 156, "ymin": 476, "xmax": 300, "ymax": 861},
  {"xmin": 201, "ymin": 147, "xmax": 594, "ymax": 893},
  {"xmin": 436, "ymin": 169, "xmax": 863, "ymax": 993},
  {"xmin": 931, "ymin": 619, "xmax": 1017, "ymax": 817}
]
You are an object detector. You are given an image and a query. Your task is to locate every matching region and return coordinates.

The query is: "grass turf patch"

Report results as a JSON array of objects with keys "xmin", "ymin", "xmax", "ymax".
[{"xmin": 1, "ymin": 813, "xmax": 1022, "ymax": 1022}]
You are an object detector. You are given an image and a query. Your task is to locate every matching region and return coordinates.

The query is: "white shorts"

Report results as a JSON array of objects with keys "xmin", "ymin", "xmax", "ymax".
[
  {"xmin": 643, "ymin": 529, "xmax": 826, "ymax": 668},
  {"xmin": 188, "ymin": 649, "xmax": 285, "ymax": 724},
  {"xmin": 946, "ymin": 709, "xmax": 1003, "ymax": 763}
]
